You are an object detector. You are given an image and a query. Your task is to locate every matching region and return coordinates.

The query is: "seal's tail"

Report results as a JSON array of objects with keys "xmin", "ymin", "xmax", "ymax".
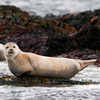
[{"xmin": 76, "ymin": 59, "xmax": 98, "ymax": 70}]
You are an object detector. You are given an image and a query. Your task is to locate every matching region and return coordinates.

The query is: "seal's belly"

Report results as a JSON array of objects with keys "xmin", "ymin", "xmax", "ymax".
[{"xmin": 33, "ymin": 57, "xmax": 79, "ymax": 78}]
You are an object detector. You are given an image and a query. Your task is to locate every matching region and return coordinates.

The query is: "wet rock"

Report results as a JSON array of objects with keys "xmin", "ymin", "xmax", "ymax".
[
  {"xmin": 0, "ymin": 6, "xmax": 49, "ymax": 55},
  {"xmin": 0, "ymin": 5, "xmax": 77, "ymax": 56},
  {"xmin": 59, "ymin": 10, "xmax": 100, "ymax": 50},
  {"xmin": 0, "ymin": 75, "xmax": 99, "ymax": 87},
  {"xmin": 0, "ymin": 5, "xmax": 100, "ymax": 57},
  {"xmin": 58, "ymin": 49, "xmax": 97, "ymax": 60}
]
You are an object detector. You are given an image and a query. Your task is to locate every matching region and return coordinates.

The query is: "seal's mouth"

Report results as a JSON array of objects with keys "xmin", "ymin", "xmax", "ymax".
[{"xmin": 8, "ymin": 51, "xmax": 14, "ymax": 55}]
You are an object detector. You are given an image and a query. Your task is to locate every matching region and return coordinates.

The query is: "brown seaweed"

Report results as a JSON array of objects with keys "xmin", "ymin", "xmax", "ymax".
[{"xmin": 0, "ymin": 5, "xmax": 100, "ymax": 57}]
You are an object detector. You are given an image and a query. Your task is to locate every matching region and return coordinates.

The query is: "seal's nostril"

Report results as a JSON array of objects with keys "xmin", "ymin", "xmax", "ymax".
[
  {"xmin": 8, "ymin": 49, "xmax": 13, "ymax": 54},
  {"xmin": 10, "ymin": 49, "xmax": 13, "ymax": 51}
]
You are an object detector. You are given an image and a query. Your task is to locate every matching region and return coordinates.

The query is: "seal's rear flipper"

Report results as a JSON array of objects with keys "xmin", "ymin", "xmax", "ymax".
[{"xmin": 75, "ymin": 59, "xmax": 97, "ymax": 70}]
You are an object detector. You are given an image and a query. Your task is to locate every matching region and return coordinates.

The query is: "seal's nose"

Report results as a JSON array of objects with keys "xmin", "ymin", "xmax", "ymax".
[
  {"xmin": 9, "ymin": 49, "xmax": 13, "ymax": 51},
  {"xmin": 8, "ymin": 49, "xmax": 14, "ymax": 54}
]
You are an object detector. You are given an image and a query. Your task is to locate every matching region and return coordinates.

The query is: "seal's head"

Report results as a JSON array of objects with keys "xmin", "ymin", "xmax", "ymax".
[{"xmin": 4, "ymin": 42, "xmax": 21, "ymax": 59}]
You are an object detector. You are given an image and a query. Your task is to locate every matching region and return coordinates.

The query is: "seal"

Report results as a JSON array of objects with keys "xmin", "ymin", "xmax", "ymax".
[
  {"xmin": 4, "ymin": 42, "xmax": 98, "ymax": 79},
  {"xmin": 0, "ymin": 43, "xmax": 6, "ymax": 61}
]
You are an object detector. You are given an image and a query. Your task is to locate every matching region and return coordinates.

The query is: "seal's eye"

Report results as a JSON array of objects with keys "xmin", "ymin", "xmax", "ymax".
[
  {"xmin": 13, "ymin": 46, "xmax": 16, "ymax": 48},
  {"xmin": 6, "ymin": 46, "xmax": 9, "ymax": 49}
]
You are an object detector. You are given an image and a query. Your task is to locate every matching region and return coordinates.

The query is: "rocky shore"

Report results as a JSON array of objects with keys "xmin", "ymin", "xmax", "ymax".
[
  {"xmin": 0, "ymin": 5, "xmax": 100, "ymax": 86},
  {"xmin": 0, "ymin": 5, "xmax": 100, "ymax": 59}
]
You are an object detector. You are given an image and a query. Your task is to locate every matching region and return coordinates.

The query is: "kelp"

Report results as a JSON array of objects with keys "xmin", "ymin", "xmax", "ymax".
[
  {"xmin": 0, "ymin": 75, "xmax": 99, "ymax": 87},
  {"xmin": 0, "ymin": 5, "xmax": 100, "ymax": 57}
]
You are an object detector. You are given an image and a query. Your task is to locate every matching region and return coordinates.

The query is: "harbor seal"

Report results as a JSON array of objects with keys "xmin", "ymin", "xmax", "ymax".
[
  {"xmin": 4, "ymin": 42, "xmax": 98, "ymax": 79},
  {"xmin": 0, "ymin": 43, "xmax": 6, "ymax": 61}
]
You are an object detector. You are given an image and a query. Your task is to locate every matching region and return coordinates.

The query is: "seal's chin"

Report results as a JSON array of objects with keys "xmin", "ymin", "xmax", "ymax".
[
  {"xmin": 7, "ymin": 54, "xmax": 13, "ymax": 57},
  {"xmin": 7, "ymin": 51, "xmax": 14, "ymax": 57},
  {"xmin": 8, "ymin": 51, "xmax": 14, "ymax": 54}
]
